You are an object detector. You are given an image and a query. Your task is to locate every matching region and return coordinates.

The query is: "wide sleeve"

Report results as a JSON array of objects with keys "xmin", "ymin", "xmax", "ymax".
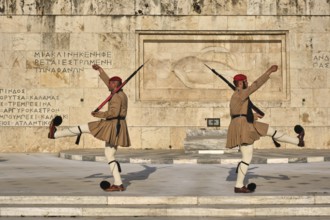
[
  {"xmin": 99, "ymin": 69, "xmax": 110, "ymax": 89},
  {"xmin": 239, "ymin": 72, "xmax": 270, "ymax": 100}
]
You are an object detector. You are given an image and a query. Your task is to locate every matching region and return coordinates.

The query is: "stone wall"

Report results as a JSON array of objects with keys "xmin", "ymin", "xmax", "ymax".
[{"xmin": 0, "ymin": 0, "xmax": 329, "ymax": 152}]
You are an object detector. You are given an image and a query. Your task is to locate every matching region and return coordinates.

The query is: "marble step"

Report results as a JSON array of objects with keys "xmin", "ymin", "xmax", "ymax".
[
  {"xmin": 1, "ymin": 204, "xmax": 330, "ymax": 217},
  {"xmin": 1, "ymin": 195, "xmax": 330, "ymax": 205}
]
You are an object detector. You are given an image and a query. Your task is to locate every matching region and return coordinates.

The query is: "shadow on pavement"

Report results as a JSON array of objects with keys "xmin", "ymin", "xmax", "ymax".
[
  {"xmin": 84, "ymin": 165, "xmax": 157, "ymax": 188},
  {"xmin": 225, "ymin": 167, "xmax": 290, "ymax": 184}
]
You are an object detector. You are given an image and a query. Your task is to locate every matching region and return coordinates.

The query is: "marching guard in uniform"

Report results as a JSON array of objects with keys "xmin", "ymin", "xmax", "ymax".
[
  {"xmin": 227, "ymin": 65, "xmax": 305, "ymax": 193},
  {"xmin": 48, "ymin": 64, "xmax": 130, "ymax": 192}
]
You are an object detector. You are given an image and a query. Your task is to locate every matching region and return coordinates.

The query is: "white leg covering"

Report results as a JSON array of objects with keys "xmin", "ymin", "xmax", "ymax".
[
  {"xmin": 105, "ymin": 145, "xmax": 122, "ymax": 186},
  {"xmin": 267, "ymin": 126, "xmax": 299, "ymax": 145},
  {"xmin": 54, "ymin": 124, "xmax": 90, "ymax": 139},
  {"xmin": 236, "ymin": 144, "xmax": 253, "ymax": 188}
]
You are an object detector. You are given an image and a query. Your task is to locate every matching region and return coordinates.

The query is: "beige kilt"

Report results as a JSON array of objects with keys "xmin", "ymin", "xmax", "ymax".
[
  {"xmin": 226, "ymin": 117, "xmax": 268, "ymax": 149},
  {"xmin": 88, "ymin": 119, "xmax": 131, "ymax": 147}
]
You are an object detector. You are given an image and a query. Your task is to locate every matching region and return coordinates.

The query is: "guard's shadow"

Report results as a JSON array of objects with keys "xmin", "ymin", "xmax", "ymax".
[
  {"xmin": 122, "ymin": 165, "xmax": 157, "ymax": 187},
  {"xmin": 0, "ymin": 157, "xmax": 8, "ymax": 163},
  {"xmin": 226, "ymin": 166, "xmax": 290, "ymax": 185},
  {"xmin": 85, "ymin": 165, "xmax": 157, "ymax": 188}
]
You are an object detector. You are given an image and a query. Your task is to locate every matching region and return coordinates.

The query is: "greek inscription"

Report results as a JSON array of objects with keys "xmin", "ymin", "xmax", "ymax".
[
  {"xmin": 312, "ymin": 52, "xmax": 330, "ymax": 69},
  {"xmin": 0, "ymin": 88, "xmax": 68, "ymax": 127},
  {"xmin": 32, "ymin": 51, "xmax": 112, "ymax": 73}
]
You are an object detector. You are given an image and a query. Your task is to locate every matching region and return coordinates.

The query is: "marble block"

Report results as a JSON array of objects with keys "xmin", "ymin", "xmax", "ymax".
[{"xmin": 184, "ymin": 128, "xmax": 230, "ymax": 153}]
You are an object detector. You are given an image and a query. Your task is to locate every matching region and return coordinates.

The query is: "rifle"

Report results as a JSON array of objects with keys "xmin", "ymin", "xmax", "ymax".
[
  {"xmin": 204, "ymin": 64, "xmax": 265, "ymax": 117},
  {"xmin": 93, "ymin": 60, "xmax": 149, "ymax": 112}
]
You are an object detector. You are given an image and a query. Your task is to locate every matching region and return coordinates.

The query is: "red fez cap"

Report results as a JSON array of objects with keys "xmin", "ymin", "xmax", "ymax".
[
  {"xmin": 109, "ymin": 76, "xmax": 122, "ymax": 84},
  {"xmin": 233, "ymin": 74, "xmax": 247, "ymax": 81}
]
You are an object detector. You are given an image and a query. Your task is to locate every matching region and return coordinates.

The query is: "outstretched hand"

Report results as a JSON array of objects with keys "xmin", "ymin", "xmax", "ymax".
[
  {"xmin": 92, "ymin": 64, "xmax": 101, "ymax": 70},
  {"xmin": 269, "ymin": 65, "xmax": 278, "ymax": 73}
]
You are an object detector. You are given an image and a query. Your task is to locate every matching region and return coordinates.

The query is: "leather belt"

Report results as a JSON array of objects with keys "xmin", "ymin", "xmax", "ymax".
[
  {"xmin": 231, "ymin": 114, "xmax": 247, "ymax": 119},
  {"xmin": 106, "ymin": 116, "xmax": 126, "ymax": 121}
]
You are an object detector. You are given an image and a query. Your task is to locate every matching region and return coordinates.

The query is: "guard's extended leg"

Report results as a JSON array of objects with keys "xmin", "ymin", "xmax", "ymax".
[
  {"xmin": 267, "ymin": 126, "xmax": 304, "ymax": 147},
  {"xmin": 52, "ymin": 124, "xmax": 89, "ymax": 139}
]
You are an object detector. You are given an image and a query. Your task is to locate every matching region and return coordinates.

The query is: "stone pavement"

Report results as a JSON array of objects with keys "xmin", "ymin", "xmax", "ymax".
[
  {"xmin": 1, "ymin": 152, "xmax": 330, "ymax": 218},
  {"xmin": 59, "ymin": 148, "xmax": 330, "ymax": 164}
]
